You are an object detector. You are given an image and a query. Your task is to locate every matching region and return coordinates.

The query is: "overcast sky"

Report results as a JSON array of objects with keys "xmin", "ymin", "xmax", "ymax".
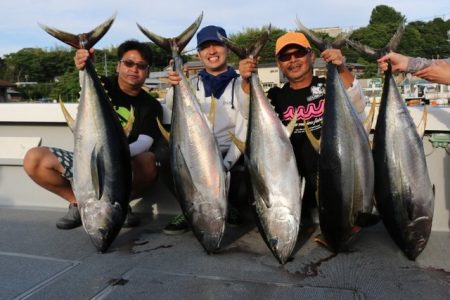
[{"xmin": 0, "ymin": 0, "xmax": 448, "ymax": 57}]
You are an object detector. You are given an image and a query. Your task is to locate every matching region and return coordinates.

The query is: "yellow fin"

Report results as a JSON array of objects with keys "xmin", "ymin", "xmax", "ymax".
[
  {"xmin": 416, "ymin": 105, "xmax": 428, "ymax": 139},
  {"xmin": 228, "ymin": 131, "xmax": 246, "ymax": 154},
  {"xmin": 363, "ymin": 97, "xmax": 376, "ymax": 135},
  {"xmin": 304, "ymin": 118, "xmax": 320, "ymax": 153},
  {"xmin": 285, "ymin": 110, "xmax": 297, "ymax": 137},
  {"xmin": 59, "ymin": 97, "xmax": 75, "ymax": 132},
  {"xmin": 157, "ymin": 117, "xmax": 170, "ymax": 142},
  {"xmin": 123, "ymin": 106, "xmax": 135, "ymax": 137},
  {"xmin": 208, "ymin": 96, "xmax": 217, "ymax": 130}
]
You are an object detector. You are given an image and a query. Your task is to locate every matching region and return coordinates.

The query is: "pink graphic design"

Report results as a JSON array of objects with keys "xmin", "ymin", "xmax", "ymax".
[{"xmin": 282, "ymin": 99, "xmax": 325, "ymax": 121}]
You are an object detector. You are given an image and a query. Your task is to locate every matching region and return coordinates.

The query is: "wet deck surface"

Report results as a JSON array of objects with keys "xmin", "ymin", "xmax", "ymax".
[{"xmin": 0, "ymin": 205, "xmax": 449, "ymax": 300}]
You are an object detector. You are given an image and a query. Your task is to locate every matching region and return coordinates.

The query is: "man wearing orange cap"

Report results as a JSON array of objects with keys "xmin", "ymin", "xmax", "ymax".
[{"xmin": 267, "ymin": 32, "xmax": 366, "ymax": 227}]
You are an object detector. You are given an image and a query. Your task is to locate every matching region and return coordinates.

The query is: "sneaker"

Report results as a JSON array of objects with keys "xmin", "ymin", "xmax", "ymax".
[
  {"xmin": 56, "ymin": 203, "xmax": 82, "ymax": 229},
  {"xmin": 123, "ymin": 206, "xmax": 140, "ymax": 228},
  {"xmin": 227, "ymin": 206, "xmax": 242, "ymax": 227},
  {"xmin": 163, "ymin": 214, "xmax": 189, "ymax": 235}
]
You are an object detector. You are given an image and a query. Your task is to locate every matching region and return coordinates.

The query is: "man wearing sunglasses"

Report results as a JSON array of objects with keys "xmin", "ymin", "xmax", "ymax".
[
  {"xmin": 266, "ymin": 32, "xmax": 366, "ymax": 228},
  {"xmin": 23, "ymin": 40, "xmax": 163, "ymax": 229},
  {"xmin": 162, "ymin": 25, "xmax": 254, "ymax": 235}
]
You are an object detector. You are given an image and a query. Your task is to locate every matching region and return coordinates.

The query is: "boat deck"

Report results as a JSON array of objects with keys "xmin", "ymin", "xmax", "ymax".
[{"xmin": 1, "ymin": 201, "xmax": 449, "ymax": 300}]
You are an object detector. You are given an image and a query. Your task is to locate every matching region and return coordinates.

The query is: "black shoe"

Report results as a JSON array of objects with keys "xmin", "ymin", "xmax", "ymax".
[
  {"xmin": 227, "ymin": 206, "xmax": 242, "ymax": 227},
  {"xmin": 123, "ymin": 206, "xmax": 140, "ymax": 228},
  {"xmin": 163, "ymin": 214, "xmax": 189, "ymax": 235},
  {"xmin": 56, "ymin": 203, "xmax": 82, "ymax": 230}
]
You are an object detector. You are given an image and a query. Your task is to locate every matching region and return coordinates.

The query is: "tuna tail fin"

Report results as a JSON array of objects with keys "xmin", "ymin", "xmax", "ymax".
[
  {"xmin": 137, "ymin": 12, "xmax": 203, "ymax": 55},
  {"xmin": 219, "ymin": 25, "xmax": 271, "ymax": 59},
  {"xmin": 385, "ymin": 20, "xmax": 405, "ymax": 53},
  {"xmin": 38, "ymin": 13, "xmax": 116, "ymax": 49},
  {"xmin": 345, "ymin": 39, "xmax": 379, "ymax": 60},
  {"xmin": 346, "ymin": 20, "xmax": 405, "ymax": 59},
  {"xmin": 296, "ymin": 17, "xmax": 328, "ymax": 51}
]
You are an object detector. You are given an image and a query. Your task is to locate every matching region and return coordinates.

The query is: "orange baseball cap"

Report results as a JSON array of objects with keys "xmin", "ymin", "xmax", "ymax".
[{"xmin": 275, "ymin": 32, "xmax": 311, "ymax": 55}]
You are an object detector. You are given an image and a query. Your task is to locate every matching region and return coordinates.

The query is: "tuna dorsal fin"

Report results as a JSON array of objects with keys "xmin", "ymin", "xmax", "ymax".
[
  {"xmin": 137, "ymin": 12, "xmax": 203, "ymax": 55},
  {"xmin": 157, "ymin": 117, "xmax": 170, "ymax": 142},
  {"xmin": 303, "ymin": 119, "xmax": 320, "ymax": 153},
  {"xmin": 228, "ymin": 132, "xmax": 246, "ymax": 154},
  {"xmin": 123, "ymin": 106, "xmax": 135, "ymax": 137},
  {"xmin": 416, "ymin": 105, "xmax": 428, "ymax": 139},
  {"xmin": 38, "ymin": 13, "xmax": 116, "ymax": 50},
  {"xmin": 208, "ymin": 96, "xmax": 217, "ymax": 130},
  {"xmin": 90, "ymin": 144, "xmax": 104, "ymax": 200},
  {"xmin": 58, "ymin": 97, "xmax": 75, "ymax": 132},
  {"xmin": 219, "ymin": 25, "xmax": 271, "ymax": 59},
  {"xmin": 363, "ymin": 98, "xmax": 376, "ymax": 136}
]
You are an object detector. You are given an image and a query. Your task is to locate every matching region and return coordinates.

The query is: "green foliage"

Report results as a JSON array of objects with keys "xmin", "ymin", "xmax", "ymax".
[
  {"xmin": 347, "ymin": 5, "xmax": 450, "ymax": 77},
  {"xmin": 16, "ymin": 83, "xmax": 54, "ymax": 101},
  {"xmin": 370, "ymin": 5, "xmax": 405, "ymax": 25},
  {"xmin": 51, "ymin": 70, "xmax": 80, "ymax": 103}
]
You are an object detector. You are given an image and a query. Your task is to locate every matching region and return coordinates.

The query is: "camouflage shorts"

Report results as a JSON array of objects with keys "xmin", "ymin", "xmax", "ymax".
[{"xmin": 48, "ymin": 147, "xmax": 74, "ymax": 180}]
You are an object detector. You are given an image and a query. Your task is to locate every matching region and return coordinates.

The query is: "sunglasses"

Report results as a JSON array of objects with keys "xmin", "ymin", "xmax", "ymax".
[
  {"xmin": 120, "ymin": 59, "xmax": 149, "ymax": 71},
  {"xmin": 278, "ymin": 48, "xmax": 310, "ymax": 62}
]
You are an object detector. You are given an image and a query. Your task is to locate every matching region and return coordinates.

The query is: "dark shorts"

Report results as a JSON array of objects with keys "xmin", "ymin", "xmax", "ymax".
[
  {"xmin": 48, "ymin": 141, "xmax": 170, "ymax": 182},
  {"xmin": 48, "ymin": 147, "xmax": 74, "ymax": 180}
]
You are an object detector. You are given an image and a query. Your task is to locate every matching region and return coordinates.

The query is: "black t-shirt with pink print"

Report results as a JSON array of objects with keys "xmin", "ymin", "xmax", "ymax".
[{"xmin": 267, "ymin": 76, "xmax": 326, "ymax": 208}]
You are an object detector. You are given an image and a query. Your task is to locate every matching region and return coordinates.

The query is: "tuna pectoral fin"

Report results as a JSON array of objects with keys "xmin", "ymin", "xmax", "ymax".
[
  {"xmin": 90, "ymin": 145, "xmax": 105, "ymax": 200},
  {"xmin": 157, "ymin": 118, "xmax": 170, "ymax": 142},
  {"xmin": 59, "ymin": 98, "xmax": 75, "ymax": 132},
  {"xmin": 123, "ymin": 106, "xmax": 135, "ymax": 137},
  {"xmin": 175, "ymin": 145, "xmax": 198, "ymax": 197},
  {"xmin": 248, "ymin": 165, "xmax": 271, "ymax": 208},
  {"xmin": 363, "ymin": 98, "xmax": 376, "ymax": 136},
  {"xmin": 416, "ymin": 105, "xmax": 428, "ymax": 138},
  {"xmin": 303, "ymin": 119, "xmax": 320, "ymax": 153},
  {"xmin": 228, "ymin": 132, "xmax": 246, "ymax": 154}
]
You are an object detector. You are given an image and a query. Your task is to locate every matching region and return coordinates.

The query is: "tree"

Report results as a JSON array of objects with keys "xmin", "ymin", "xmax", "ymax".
[{"xmin": 369, "ymin": 5, "xmax": 404, "ymax": 26}]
